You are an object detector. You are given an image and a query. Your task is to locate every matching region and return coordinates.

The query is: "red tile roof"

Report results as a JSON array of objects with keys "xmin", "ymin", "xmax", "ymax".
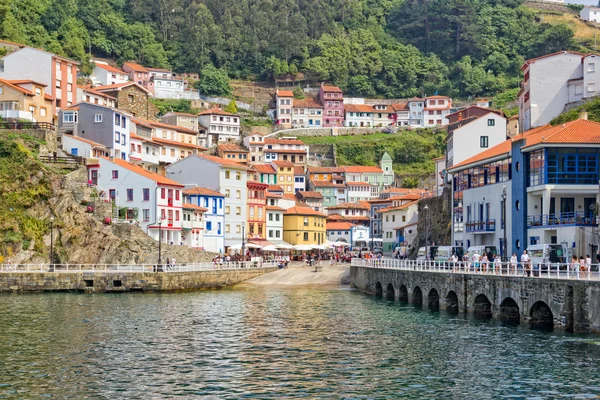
[
  {"xmin": 296, "ymin": 191, "xmax": 323, "ymax": 199},
  {"xmin": 294, "ymin": 166, "xmax": 304, "ymax": 175},
  {"xmin": 183, "ymin": 187, "xmax": 224, "ymax": 197},
  {"xmin": 294, "ymin": 97, "xmax": 323, "ymax": 108},
  {"xmin": 79, "ymin": 85, "xmax": 117, "ymax": 100},
  {"xmin": 146, "ymin": 119, "xmax": 199, "ymax": 135},
  {"xmin": 378, "ymin": 200, "xmax": 420, "ymax": 213},
  {"xmin": 276, "ymin": 89, "xmax": 294, "ymax": 97},
  {"xmin": 268, "ymin": 185, "xmax": 284, "ymax": 192},
  {"xmin": 522, "ymin": 51, "xmax": 585, "ymax": 70},
  {"xmin": 264, "ymin": 138, "xmax": 305, "ymax": 145},
  {"xmin": 426, "ymin": 95, "xmax": 450, "ymax": 100},
  {"xmin": 321, "ymin": 84, "xmax": 342, "ymax": 93},
  {"xmin": 307, "ymin": 166, "xmax": 344, "ymax": 174},
  {"xmin": 94, "ymin": 82, "xmax": 152, "ymax": 95},
  {"xmin": 344, "ymin": 104, "xmax": 374, "ymax": 113},
  {"xmin": 272, "ymin": 160, "xmax": 295, "ymax": 168},
  {"xmin": 123, "ymin": 61, "xmax": 148, "ymax": 72},
  {"xmin": 326, "ymin": 201, "xmax": 370, "ymax": 211},
  {"xmin": 392, "ymin": 103, "xmax": 409, "ymax": 111},
  {"xmin": 311, "ymin": 180, "xmax": 346, "ymax": 188},
  {"xmin": 249, "ymin": 131, "xmax": 265, "ymax": 136},
  {"xmin": 265, "ymin": 149, "xmax": 308, "ymax": 154},
  {"xmin": 7, "ymin": 79, "xmax": 48, "ymax": 87},
  {"xmin": 342, "ymin": 166, "xmax": 383, "ymax": 174},
  {"xmin": 196, "ymin": 107, "xmax": 237, "ymax": 117},
  {"xmin": 252, "ymin": 164, "xmax": 277, "ymax": 174},
  {"xmin": 94, "ymin": 63, "xmax": 126, "ymax": 74},
  {"xmin": 522, "ymin": 119, "xmax": 600, "ymax": 148},
  {"xmin": 284, "ymin": 206, "xmax": 327, "ymax": 217},
  {"xmin": 346, "ymin": 181, "xmax": 371, "ymax": 186},
  {"xmin": 151, "ymin": 137, "xmax": 207, "ymax": 151},
  {"xmin": 218, "ymin": 143, "xmax": 248, "ymax": 153},
  {"xmin": 0, "ymin": 78, "xmax": 35, "ymax": 96},
  {"xmin": 183, "ymin": 204, "xmax": 208, "ymax": 212},
  {"xmin": 129, "ymin": 133, "xmax": 155, "ymax": 143},
  {"xmin": 446, "ymin": 106, "xmax": 505, "ymax": 119},
  {"xmin": 266, "ymin": 205, "xmax": 286, "ymax": 211},
  {"xmin": 164, "ymin": 111, "xmax": 197, "ymax": 117},
  {"xmin": 326, "ymin": 222, "xmax": 355, "ymax": 231},
  {"xmin": 105, "ymin": 157, "xmax": 184, "ymax": 187},
  {"xmin": 196, "ymin": 154, "xmax": 250, "ymax": 169}
]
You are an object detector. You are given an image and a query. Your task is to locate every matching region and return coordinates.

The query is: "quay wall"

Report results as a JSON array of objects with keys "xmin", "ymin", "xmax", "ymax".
[
  {"xmin": 0, "ymin": 268, "xmax": 278, "ymax": 293},
  {"xmin": 351, "ymin": 265, "xmax": 600, "ymax": 334}
]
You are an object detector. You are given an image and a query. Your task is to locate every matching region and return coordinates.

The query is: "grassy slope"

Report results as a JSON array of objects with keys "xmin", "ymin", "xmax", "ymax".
[
  {"xmin": 0, "ymin": 132, "xmax": 52, "ymax": 260},
  {"xmin": 300, "ymin": 129, "xmax": 446, "ymax": 177}
]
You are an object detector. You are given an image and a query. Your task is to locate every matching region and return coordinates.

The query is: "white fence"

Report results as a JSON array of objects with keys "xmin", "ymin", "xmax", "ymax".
[
  {"xmin": 0, "ymin": 260, "xmax": 278, "ymax": 274},
  {"xmin": 351, "ymin": 258, "xmax": 600, "ymax": 281}
]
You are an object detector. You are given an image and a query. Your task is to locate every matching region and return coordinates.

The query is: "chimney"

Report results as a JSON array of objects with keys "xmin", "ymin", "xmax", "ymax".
[
  {"xmin": 579, "ymin": 108, "xmax": 589, "ymax": 121},
  {"xmin": 458, "ymin": 111, "xmax": 463, "ymax": 122}
]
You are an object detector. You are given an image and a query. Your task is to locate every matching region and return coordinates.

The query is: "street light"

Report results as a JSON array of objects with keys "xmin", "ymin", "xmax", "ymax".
[
  {"xmin": 502, "ymin": 185, "xmax": 507, "ymax": 262},
  {"xmin": 423, "ymin": 205, "xmax": 429, "ymax": 261},
  {"xmin": 49, "ymin": 216, "xmax": 54, "ymax": 272},
  {"xmin": 157, "ymin": 217, "xmax": 164, "ymax": 272}
]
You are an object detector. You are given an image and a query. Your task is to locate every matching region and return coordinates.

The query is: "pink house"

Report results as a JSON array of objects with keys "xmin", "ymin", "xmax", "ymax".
[
  {"xmin": 122, "ymin": 62, "xmax": 154, "ymax": 94},
  {"xmin": 319, "ymin": 83, "xmax": 344, "ymax": 127}
]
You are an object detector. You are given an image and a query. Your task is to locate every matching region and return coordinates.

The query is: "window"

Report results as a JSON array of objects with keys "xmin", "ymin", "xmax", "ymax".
[
  {"xmin": 236, "ymin": 190, "xmax": 241, "ymax": 199},
  {"xmin": 589, "ymin": 62, "xmax": 595, "ymax": 72},
  {"xmin": 236, "ymin": 207, "xmax": 241, "ymax": 215},
  {"xmin": 225, "ymin": 206, "xmax": 230, "ymax": 214},
  {"xmin": 35, "ymin": 87, "xmax": 41, "ymax": 96},
  {"xmin": 143, "ymin": 188, "xmax": 150, "ymax": 201},
  {"xmin": 128, "ymin": 94, "xmax": 134, "ymax": 102},
  {"xmin": 275, "ymin": 214, "xmax": 280, "ymax": 221},
  {"xmin": 175, "ymin": 210, "xmax": 180, "ymax": 221},
  {"xmin": 142, "ymin": 209, "xmax": 149, "ymax": 222},
  {"xmin": 588, "ymin": 83, "xmax": 596, "ymax": 93},
  {"xmin": 40, "ymin": 108, "xmax": 47, "ymax": 117},
  {"xmin": 112, "ymin": 170, "xmax": 118, "ymax": 179},
  {"xmin": 225, "ymin": 170, "xmax": 230, "ymax": 179},
  {"xmin": 487, "ymin": 119, "xmax": 495, "ymax": 126},
  {"xmin": 62, "ymin": 112, "xmax": 77, "ymax": 123},
  {"xmin": 206, "ymin": 221, "xmax": 212, "ymax": 231},
  {"xmin": 161, "ymin": 188, "xmax": 165, "ymax": 199},
  {"xmin": 109, "ymin": 189, "xmax": 116, "ymax": 200},
  {"xmin": 304, "ymin": 217, "xmax": 309, "ymax": 226},
  {"xmin": 126, "ymin": 189, "xmax": 133, "ymax": 201},
  {"xmin": 480, "ymin": 136, "xmax": 489, "ymax": 148},
  {"xmin": 303, "ymin": 232, "xmax": 309, "ymax": 241},
  {"xmin": 115, "ymin": 114, "xmax": 121, "ymax": 126},
  {"xmin": 225, "ymin": 189, "xmax": 230, "ymax": 197},
  {"xmin": 95, "ymin": 114, "xmax": 102, "ymax": 123},
  {"xmin": 236, "ymin": 172, "xmax": 241, "ymax": 180},
  {"xmin": 575, "ymin": 85, "xmax": 583, "ymax": 95}
]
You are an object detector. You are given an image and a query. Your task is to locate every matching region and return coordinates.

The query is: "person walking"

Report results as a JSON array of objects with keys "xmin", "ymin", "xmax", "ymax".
[
  {"xmin": 510, "ymin": 253, "xmax": 518, "ymax": 275},
  {"xmin": 472, "ymin": 251, "xmax": 481, "ymax": 273},
  {"xmin": 521, "ymin": 250, "xmax": 530, "ymax": 276}
]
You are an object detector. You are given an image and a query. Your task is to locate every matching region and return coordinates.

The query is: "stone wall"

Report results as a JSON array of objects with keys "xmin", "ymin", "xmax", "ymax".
[
  {"xmin": 351, "ymin": 265, "xmax": 600, "ymax": 334},
  {"xmin": 0, "ymin": 267, "xmax": 278, "ymax": 293},
  {"xmin": 273, "ymin": 127, "xmax": 385, "ymax": 137},
  {"xmin": 114, "ymin": 85, "xmax": 159, "ymax": 121}
]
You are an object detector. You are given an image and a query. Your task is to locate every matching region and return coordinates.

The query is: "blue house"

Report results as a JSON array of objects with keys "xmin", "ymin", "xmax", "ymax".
[{"xmin": 184, "ymin": 187, "xmax": 225, "ymax": 253}]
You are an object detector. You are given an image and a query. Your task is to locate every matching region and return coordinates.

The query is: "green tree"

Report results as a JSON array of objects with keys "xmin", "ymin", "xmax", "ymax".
[
  {"xmin": 293, "ymin": 86, "xmax": 305, "ymax": 99},
  {"xmin": 224, "ymin": 99, "xmax": 238, "ymax": 113},
  {"xmin": 402, "ymin": 177, "xmax": 420, "ymax": 188},
  {"xmin": 196, "ymin": 65, "xmax": 232, "ymax": 96}
]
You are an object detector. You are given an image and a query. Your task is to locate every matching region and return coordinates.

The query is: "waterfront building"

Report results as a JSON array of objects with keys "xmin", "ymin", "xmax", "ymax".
[
  {"xmin": 183, "ymin": 187, "xmax": 225, "ymax": 253},
  {"xmin": 266, "ymin": 193, "xmax": 286, "ymax": 244},
  {"xmin": 88, "ymin": 157, "xmax": 185, "ymax": 245},
  {"xmin": 166, "ymin": 154, "xmax": 250, "ymax": 250},
  {"xmin": 282, "ymin": 206, "xmax": 327, "ymax": 246},
  {"xmin": 448, "ymin": 116, "xmax": 600, "ymax": 259},
  {"xmin": 326, "ymin": 201, "xmax": 370, "ymax": 227},
  {"xmin": 378, "ymin": 199, "xmax": 420, "ymax": 253},
  {"xmin": 182, "ymin": 204, "xmax": 207, "ymax": 250},
  {"xmin": 326, "ymin": 222, "xmax": 370, "ymax": 250},
  {"xmin": 247, "ymin": 180, "xmax": 268, "ymax": 243},
  {"xmin": 368, "ymin": 191, "xmax": 424, "ymax": 245}
]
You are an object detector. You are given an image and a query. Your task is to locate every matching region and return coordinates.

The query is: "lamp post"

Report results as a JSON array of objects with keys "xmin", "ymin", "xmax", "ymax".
[
  {"xmin": 157, "ymin": 217, "xmax": 163, "ymax": 272},
  {"xmin": 424, "ymin": 205, "xmax": 429, "ymax": 260},
  {"xmin": 241, "ymin": 224, "xmax": 246, "ymax": 261},
  {"xmin": 502, "ymin": 185, "xmax": 507, "ymax": 262},
  {"xmin": 49, "ymin": 216, "xmax": 54, "ymax": 272}
]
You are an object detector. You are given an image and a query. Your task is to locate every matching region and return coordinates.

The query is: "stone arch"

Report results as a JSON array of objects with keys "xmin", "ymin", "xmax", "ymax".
[
  {"xmin": 473, "ymin": 294, "xmax": 492, "ymax": 319},
  {"xmin": 412, "ymin": 286, "xmax": 423, "ymax": 307},
  {"xmin": 498, "ymin": 297, "xmax": 520, "ymax": 325},
  {"xmin": 398, "ymin": 285, "xmax": 408, "ymax": 302},
  {"xmin": 445, "ymin": 290, "xmax": 459, "ymax": 314},
  {"xmin": 428, "ymin": 288, "xmax": 440, "ymax": 311},
  {"xmin": 386, "ymin": 283, "xmax": 395, "ymax": 300},
  {"xmin": 375, "ymin": 282, "xmax": 382, "ymax": 297},
  {"xmin": 529, "ymin": 301, "xmax": 554, "ymax": 331}
]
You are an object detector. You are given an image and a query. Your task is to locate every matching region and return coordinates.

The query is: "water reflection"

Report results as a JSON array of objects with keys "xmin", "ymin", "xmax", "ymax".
[{"xmin": 0, "ymin": 289, "xmax": 599, "ymax": 398}]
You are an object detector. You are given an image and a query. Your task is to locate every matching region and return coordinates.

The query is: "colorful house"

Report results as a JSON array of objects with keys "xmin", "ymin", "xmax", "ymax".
[
  {"xmin": 272, "ymin": 160, "xmax": 295, "ymax": 195},
  {"xmin": 0, "ymin": 79, "xmax": 54, "ymax": 123},
  {"xmin": 247, "ymin": 180, "xmax": 269, "ymax": 243},
  {"xmin": 283, "ymin": 206, "xmax": 327, "ymax": 246},
  {"xmin": 183, "ymin": 187, "xmax": 225, "ymax": 253},
  {"xmin": 319, "ymin": 84, "xmax": 344, "ymax": 127}
]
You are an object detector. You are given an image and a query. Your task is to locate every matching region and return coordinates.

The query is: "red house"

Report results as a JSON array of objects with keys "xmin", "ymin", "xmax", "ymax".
[{"xmin": 319, "ymin": 83, "xmax": 344, "ymax": 127}]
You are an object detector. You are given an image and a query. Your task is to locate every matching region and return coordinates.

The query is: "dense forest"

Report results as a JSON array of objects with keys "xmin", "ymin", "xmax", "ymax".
[{"xmin": 0, "ymin": 0, "xmax": 577, "ymax": 98}]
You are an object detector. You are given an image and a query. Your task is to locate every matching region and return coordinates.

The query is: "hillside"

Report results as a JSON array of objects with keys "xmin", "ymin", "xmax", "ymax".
[
  {"xmin": 0, "ymin": 131, "xmax": 214, "ymax": 265},
  {"xmin": 300, "ymin": 129, "xmax": 445, "ymax": 181},
  {"xmin": 0, "ymin": 0, "xmax": 580, "ymax": 99}
]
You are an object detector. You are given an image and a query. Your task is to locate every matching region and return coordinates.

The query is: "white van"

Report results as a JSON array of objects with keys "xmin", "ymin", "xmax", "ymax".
[
  {"xmin": 435, "ymin": 246, "xmax": 464, "ymax": 265},
  {"xmin": 467, "ymin": 245, "xmax": 498, "ymax": 260},
  {"xmin": 416, "ymin": 246, "xmax": 438, "ymax": 264},
  {"xmin": 526, "ymin": 244, "xmax": 567, "ymax": 271}
]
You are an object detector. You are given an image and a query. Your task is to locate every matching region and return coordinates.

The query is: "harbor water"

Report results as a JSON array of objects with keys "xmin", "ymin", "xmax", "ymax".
[{"xmin": 1, "ymin": 287, "xmax": 600, "ymax": 398}]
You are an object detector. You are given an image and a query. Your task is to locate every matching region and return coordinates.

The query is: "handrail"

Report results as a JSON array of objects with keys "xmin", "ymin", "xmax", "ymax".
[
  {"xmin": 350, "ymin": 258, "xmax": 600, "ymax": 281},
  {"xmin": 0, "ymin": 121, "xmax": 55, "ymax": 130},
  {"xmin": 0, "ymin": 260, "xmax": 278, "ymax": 273},
  {"xmin": 527, "ymin": 211, "xmax": 597, "ymax": 227},
  {"xmin": 39, "ymin": 155, "xmax": 85, "ymax": 165},
  {"xmin": 465, "ymin": 219, "xmax": 495, "ymax": 232}
]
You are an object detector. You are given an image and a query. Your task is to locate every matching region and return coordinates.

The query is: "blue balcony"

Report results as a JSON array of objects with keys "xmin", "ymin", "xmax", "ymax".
[
  {"xmin": 466, "ymin": 219, "xmax": 496, "ymax": 233},
  {"xmin": 527, "ymin": 212, "xmax": 597, "ymax": 228}
]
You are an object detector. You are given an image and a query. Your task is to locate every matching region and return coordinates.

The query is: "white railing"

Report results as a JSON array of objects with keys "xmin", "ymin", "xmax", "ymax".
[
  {"xmin": 350, "ymin": 258, "xmax": 600, "ymax": 281},
  {"xmin": 0, "ymin": 260, "xmax": 278, "ymax": 274}
]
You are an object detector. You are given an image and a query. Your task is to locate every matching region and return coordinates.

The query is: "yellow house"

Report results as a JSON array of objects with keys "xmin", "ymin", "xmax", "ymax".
[
  {"xmin": 0, "ymin": 79, "xmax": 54, "ymax": 124},
  {"xmin": 272, "ymin": 160, "xmax": 295, "ymax": 194},
  {"xmin": 283, "ymin": 206, "xmax": 327, "ymax": 245}
]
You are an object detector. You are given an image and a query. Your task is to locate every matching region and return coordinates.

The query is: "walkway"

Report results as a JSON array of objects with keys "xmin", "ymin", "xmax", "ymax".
[{"xmin": 244, "ymin": 262, "xmax": 350, "ymax": 286}]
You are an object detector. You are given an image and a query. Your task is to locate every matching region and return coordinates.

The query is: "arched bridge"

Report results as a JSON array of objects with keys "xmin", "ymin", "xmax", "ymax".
[{"xmin": 351, "ymin": 260, "xmax": 600, "ymax": 333}]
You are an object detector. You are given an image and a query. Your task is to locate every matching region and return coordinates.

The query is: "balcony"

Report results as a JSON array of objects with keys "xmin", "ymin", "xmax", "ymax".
[
  {"xmin": 466, "ymin": 219, "xmax": 496, "ymax": 233},
  {"xmin": 0, "ymin": 110, "xmax": 35, "ymax": 122},
  {"xmin": 527, "ymin": 212, "xmax": 597, "ymax": 228}
]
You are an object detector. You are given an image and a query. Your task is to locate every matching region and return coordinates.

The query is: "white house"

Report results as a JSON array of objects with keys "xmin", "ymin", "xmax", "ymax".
[
  {"xmin": 446, "ymin": 111, "xmax": 508, "ymax": 168},
  {"xmin": 519, "ymin": 51, "xmax": 585, "ymax": 132},
  {"xmin": 581, "ymin": 6, "xmax": 600, "ymax": 23},
  {"xmin": 378, "ymin": 199, "xmax": 419, "ymax": 253},
  {"xmin": 184, "ymin": 187, "xmax": 225, "ymax": 253},
  {"xmin": 423, "ymin": 96, "xmax": 453, "ymax": 127},
  {"xmin": 243, "ymin": 131, "xmax": 266, "ymax": 163},
  {"xmin": 275, "ymin": 89, "xmax": 293, "ymax": 127},
  {"xmin": 266, "ymin": 193, "xmax": 285, "ymax": 244},
  {"xmin": 197, "ymin": 108, "xmax": 241, "ymax": 146},
  {"xmin": 77, "ymin": 86, "xmax": 116, "ymax": 108},
  {"xmin": 182, "ymin": 204, "xmax": 207, "ymax": 250},
  {"xmin": 87, "ymin": 157, "xmax": 185, "ymax": 246},
  {"xmin": 292, "ymin": 97, "xmax": 323, "ymax": 128},
  {"xmin": 392, "ymin": 102, "xmax": 410, "ymax": 126},
  {"xmin": 166, "ymin": 154, "xmax": 250, "ymax": 250},
  {"xmin": 344, "ymin": 104, "xmax": 373, "ymax": 127},
  {"xmin": 91, "ymin": 62, "xmax": 129, "ymax": 86},
  {"xmin": 408, "ymin": 98, "xmax": 425, "ymax": 127},
  {"xmin": 62, "ymin": 134, "xmax": 109, "ymax": 159}
]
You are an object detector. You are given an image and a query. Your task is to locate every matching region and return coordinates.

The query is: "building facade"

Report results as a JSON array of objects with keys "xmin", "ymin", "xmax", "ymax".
[
  {"xmin": 283, "ymin": 207, "xmax": 327, "ymax": 245},
  {"xmin": 183, "ymin": 187, "xmax": 225, "ymax": 253},
  {"xmin": 319, "ymin": 84, "xmax": 344, "ymax": 127},
  {"xmin": 0, "ymin": 79, "xmax": 54, "ymax": 123}
]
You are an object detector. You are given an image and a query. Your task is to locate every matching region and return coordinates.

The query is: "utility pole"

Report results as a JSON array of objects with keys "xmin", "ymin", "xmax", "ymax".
[
  {"xmin": 502, "ymin": 185, "xmax": 507, "ymax": 262},
  {"xmin": 424, "ymin": 204, "xmax": 429, "ymax": 261}
]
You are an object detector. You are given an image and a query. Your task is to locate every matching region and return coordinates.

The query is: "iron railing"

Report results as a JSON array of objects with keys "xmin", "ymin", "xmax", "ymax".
[{"xmin": 527, "ymin": 211, "xmax": 597, "ymax": 228}]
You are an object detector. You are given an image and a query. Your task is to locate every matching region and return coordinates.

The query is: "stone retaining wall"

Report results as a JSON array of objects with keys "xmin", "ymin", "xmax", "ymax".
[{"xmin": 0, "ymin": 268, "xmax": 278, "ymax": 293}]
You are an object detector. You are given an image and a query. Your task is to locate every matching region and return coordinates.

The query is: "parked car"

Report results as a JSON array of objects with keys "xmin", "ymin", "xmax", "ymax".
[
  {"xmin": 435, "ymin": 246, "xmax": 464, "ymax": 266},
  {"xmin": 526, "ymin": 243, "xmax": 567, "ymax": 273},
  {"xmin": 416, "ymin": 246, "xmax": 438, "ymax": 265}
]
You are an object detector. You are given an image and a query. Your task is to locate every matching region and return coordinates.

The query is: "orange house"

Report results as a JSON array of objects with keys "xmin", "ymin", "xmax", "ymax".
[{"xmin": 247, "ymin": 180, "xmax": 269, "ymax": 243}]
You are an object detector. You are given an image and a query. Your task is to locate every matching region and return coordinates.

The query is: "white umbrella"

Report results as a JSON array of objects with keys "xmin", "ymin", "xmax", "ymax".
[
  {"xmin": 228, "ymin": 244, "xmax": 242, "ymax": 250},
  {"xmin": 276, "ymin": 243, "xmax": 294, "ymax": 249},
  {"xmin": 313, "ymin": 244, "xmax": 329, "ymax": 250},
  {"xmin": 245, "ymin": 243, "xmax": 263, "ymax": 249},
  {"xmin": 334, "ymin": 242, "xmax": 350, "ymax": 247},
  {"xmin": 261, "ymin": 245, "xmax": 279, "ymax": 252},
  {"xmin": 294, "ymin": 244, "xmax": 313, "ymax": 251}
]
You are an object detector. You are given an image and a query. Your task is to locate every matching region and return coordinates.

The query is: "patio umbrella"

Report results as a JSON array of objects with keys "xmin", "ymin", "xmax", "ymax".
[
  {"xmin": 261, "ymin": 245, "xmax": 279, "ymax": 252},
  {"xmin": 245, "ymin": 243, "xmax": 263, "ymax": 249},
  {"xmin": 276, "ymin": 243, "xmax": 294, "ymax": 249},
  {"xmin": 293, "ymin": 244, "xmax": 314, "ymax": 251}
]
